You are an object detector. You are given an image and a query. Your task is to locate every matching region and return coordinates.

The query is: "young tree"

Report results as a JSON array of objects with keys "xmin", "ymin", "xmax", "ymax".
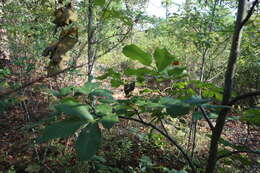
[{"xmin": 206, "ymin": 0, "xmax": 259, "ymax": 172}]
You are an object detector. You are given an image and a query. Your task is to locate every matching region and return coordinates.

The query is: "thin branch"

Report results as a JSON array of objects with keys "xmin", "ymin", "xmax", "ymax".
[
  {"xmin": 160, "ymin": 119, "xmax": 169, "ymax": 136},
  {"xmin": 206, "ymin": 70, "xmax": 224, "ymax": 82},
  {"xmin": 217, "ymin": 149, "xmax": 260, "ymax": 161},
  {"xmin": 148, "ymin": 116, "xmax": 157, "ymax": 124},
  {"xmin": 95, "ymin": 26, "xmax": 132, "ymax": 59},
  {"xmin": 93, "ymin": 0, "xmax": 113, "ymax": 34},
  {"xmin": 118, "ymin": 115, "xmax": 197, "ymax": 173},
  {"xmin": 239, "ymin": 0, "xmax": 259, "ymax": 30},
  {"xmin": 199, "ymin": 106, "xmax": 214, "ymax": 131},
  {"xmin": 91, "ymin": 33, "xmax": 130, "ymax": 44},
  {"xmin": 229, "ymin": 90, "xmax": 260, "ymax": 105}
]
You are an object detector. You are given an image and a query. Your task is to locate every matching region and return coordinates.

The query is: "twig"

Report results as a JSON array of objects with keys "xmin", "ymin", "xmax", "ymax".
[
  {"xmin": 93, "ymin": 0, "xmax": 113, "ymax": 34},
  {"xmin": 137, "ymin": 114, "xmax": 144, "ymax": 122},
  {"xmin": 91, "ymin": 33, "xmax": 130, "ymax": 44},
  {"xmin": 95, "ymin": 26, "xmax": 132, "ymax": 59},
  {"xmin": 118, "ymin": 115, "xmax": 197, "ymax": 173},
  {"xmin": 199, "ymin": 106, "xmax": 214, "ymax": 131},
  {"xmin": 191, "ymin": 118, "xmax": 197, "ymax": 158},
  {"xmin": 228, "ymin": 90, "xmax": 260, "ymax": 105},
  {"xmin": 160, "ymin": 119, "xmax": 169, "ymax": 136}
]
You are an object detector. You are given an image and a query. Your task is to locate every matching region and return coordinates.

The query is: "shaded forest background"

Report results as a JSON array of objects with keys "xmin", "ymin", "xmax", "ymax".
[{"xmin": 0, "ymin": 0, "xmax": 259, "ymax": 173}]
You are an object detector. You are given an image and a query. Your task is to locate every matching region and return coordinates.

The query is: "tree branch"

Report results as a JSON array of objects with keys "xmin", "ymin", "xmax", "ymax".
[
  {"xmin": 239, "ymin": 0, "xmax": 259, "ymax": 30},
  {"xmin": 199, "ymin": 106, "xmax": 214, "ymax": 131},
  {"xmin": 118, "ymin": 115, "xmax": 197, "ymax": 173},
  {"xmin": 229, "ymin": 90, "xmax": 260, "ymax": 105},
  {"xmin": 91, "ymin": 33, "xmax": 130, "ymax": 45},
  {"xmin": 95, "ymin": 26, "xmax": 132, "ymax": 59}
]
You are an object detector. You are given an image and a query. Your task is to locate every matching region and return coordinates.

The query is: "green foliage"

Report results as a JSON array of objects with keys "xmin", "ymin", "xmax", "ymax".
[
  {"xmin": 241, "ymin": 108, "xmax": 260, "ymax": 126},
  {"xmin": 37, "ymin": 118, "xmax": 84, "ymax": 143},
  {"xmin": 36, "ymin": 82, "xmax": 118, "ymax": 161},
  {"xmin": 154, "ymin": 48, "xmax": 176, "ymax": 72},
  {"xmin": 24, "ymin": 0, "xmax": 258, "ymax": 171},
  {"xmin": 55, "ymin": 99, "xmax": 94, "ymax": 121},
  {"xmin": 123, "ymin": 44, "xmax": 152, "ymax": 66},
  {"xmin": 104, "ymin": 9, "xmax": 133, "ymax": 26},
  {"xmin": 76, "ymin": 123, "xmax": 102, "ymax": 161},
  {"xmin": 94, "ymin": 0, "xmax": 106, "ymax": 6}
]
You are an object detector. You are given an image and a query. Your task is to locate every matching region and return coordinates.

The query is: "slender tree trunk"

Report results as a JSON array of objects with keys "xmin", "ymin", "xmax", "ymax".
[
  {"xmin": 0, "ymin": 1, "xmax": 10, "ymax": 60},
  {"xmin": 87, "ymin": 0, "xmax": 95, "ymax": 81},
  {"xmin": 205, "ymin": 0, "xmax": 248, "ymax": 172}
]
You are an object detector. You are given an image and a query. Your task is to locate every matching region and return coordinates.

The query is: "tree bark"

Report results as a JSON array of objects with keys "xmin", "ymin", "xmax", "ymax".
[
  {"xmin": 0, "ymin": 1, "xmax": 10, "ymax": 60},
  {"xmin": 205, "ymin": 0, "xmax": 251, "ymax": 172},
  {"xmin": 87, "ymin": 0, "xmax": 95, "ymax": 81}
]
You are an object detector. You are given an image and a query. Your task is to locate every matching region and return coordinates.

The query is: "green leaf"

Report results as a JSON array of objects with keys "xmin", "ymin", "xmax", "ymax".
[
  {"xmin": 154, "ymin": 48, "xmax": 175, "ymax": 72},
  {"xmin": 166, "ymin": 103, "xmax": 190, "ymax": 117},
  {"xmin": 201, "ymin": 104, "xmax": 231, "ymax": 109},
  {"xmin": 101, "ymin": 115, "xmax": 118, "ymax": 129},
  {"xmin": 96, "ymin": 104, "xmax": 112, "ymax": 115},
  {"xmin": 59, "ymin": 86, "xmax": 75, "ymax": 96},
  {"xmin": 75, "ymin": 123, "xmax": 102, "ymax": 161},
  {"xmin": 60, "ymin": 97, "xmax": 78, "ymax": 104},
  {"xmin": 90, "ymin": 89, "xmax": 113, "ymax": 98},
  {"xmin": 208, "ymin": 112, "xmax": 218, "ymax": 119},
  {"xmin": 160, "ymin": 97, "xmax": 190, "ymax": 117},
  {"xmin": 218, "ymin": 138, "xmax": 234, "ymax": 148},
  {"xmin": 167, "ymin": 67, "xmax": 186, "ymax": 77},
  {"xmin": 76, "ymin": 82, "xmax": 100, "ymax": 95},
  {"xmin": 49, "ymin": 90, "xmax": 60, "ymax": 97},
  {"xmin": 97, "ymin": 72, "xmax": 110, "ymax": 80},
  {"xmin": 97, "ymin": 69, "xmax": 121, "ymax": 80},
  {"xmin": 104, "ymin": 9, "xmax": 133, "ymax": 26},
  {"xmin": 123, "ymin": 44, "xmax": 152, "ymax": 66},
  {"xmin": 110, "ymin": 79, "xmax": 123, "ymax": 87},
  {"xmin": 55, "ymin": 101, "xmax": 94, "ymax": 121},
  {"xmin": 37, "ymin": 118, "xmax": 84, "ymax": 143},
  {"xmin": 193, "ymin": 112, "xmax": 203, "ymax": 120},
  {"xmin": 49, "ymin": 86, "xmax": 74, "ymax": 97},
  {"xmin": 226, "ymin": 116, "xmax": 240, "ymax": 120},
  {"xmin": 94, "ymin": 0, "xmax": 105, "ymax": 6},
  {"xmin": 184, "ymin": 96, "xmax": 211, "ymax": 105},
  {"xmin": 241, "ymin": 109, "xmax": 260, "ymax": 126}
]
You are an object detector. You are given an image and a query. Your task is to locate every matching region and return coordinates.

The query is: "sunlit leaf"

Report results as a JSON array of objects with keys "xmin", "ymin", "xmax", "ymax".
[
  {"xmin": 96, "ymin": 104, "xmax": 112, "ymax": 115},
  {"xmin": 154, "ymin": 48, "xmax": 175, "ymax": 72},
  {"xmin": 76, "ymin": 82, "xmax": 100, "ymax": 95},
  {"xmin": 123, "ymin": 44, "xmax": 152, "ymax": 66}
]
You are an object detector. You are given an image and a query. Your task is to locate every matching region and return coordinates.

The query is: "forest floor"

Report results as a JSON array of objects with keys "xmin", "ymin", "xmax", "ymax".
[{"xmin": 0, "ymin": 79, "xmax": 259, "ymax": 173}]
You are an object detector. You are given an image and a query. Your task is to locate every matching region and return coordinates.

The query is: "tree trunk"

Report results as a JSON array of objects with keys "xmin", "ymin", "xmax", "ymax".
[
  {"xmin": 0, "ymin": 1, "xmax": 10, "ymax": 60},
  {"xmin": 205, "ymin": 0, "xmax": 248, "ymax": 172},
  {"xmin": 87, "ymin": 0, "xmax": 95, "ymax": 81}
]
